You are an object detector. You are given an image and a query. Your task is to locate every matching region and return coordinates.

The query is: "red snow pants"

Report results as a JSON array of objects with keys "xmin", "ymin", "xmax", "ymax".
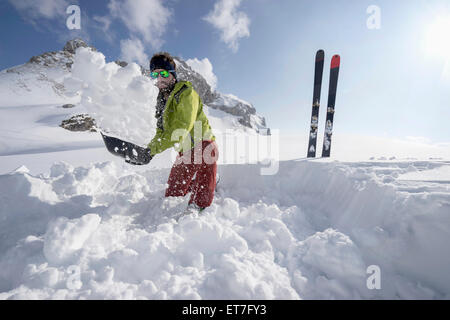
[{"xmin": 165, "ymin": 140, "xmax": 218, "ymax": 208}]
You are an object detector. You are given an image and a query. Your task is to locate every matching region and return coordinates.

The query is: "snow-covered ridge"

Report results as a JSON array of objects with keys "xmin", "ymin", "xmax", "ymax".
[
  {"xmin": 0, "ymin": 159, "xmax": 449, "ymax": 299},
  {"xmin": 0, "ymin": 39, "xmax": 98, "ymax": 108}
]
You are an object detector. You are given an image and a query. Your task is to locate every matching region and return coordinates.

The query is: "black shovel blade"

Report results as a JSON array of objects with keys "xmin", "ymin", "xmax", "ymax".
[
  {"xmin": 101, "ymin": 132, "xmax": 129, "ymax": 159},
  {"xmin": 100, "ymin": 132, "xmax": 151, "ymax": 165}
]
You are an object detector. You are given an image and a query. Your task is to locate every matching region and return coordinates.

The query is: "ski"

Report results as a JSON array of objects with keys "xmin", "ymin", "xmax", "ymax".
[
  {"xmin": 321, "ymin": 54, "xmax": 341, "ymax": 158},
  {"xmin": 307, "ymin": 50, "xmax": 325, "ymax": 158}
]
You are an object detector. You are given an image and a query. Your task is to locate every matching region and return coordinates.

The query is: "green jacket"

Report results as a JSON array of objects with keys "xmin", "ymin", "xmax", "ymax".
[{"xmin": 147, "ymin": 81, "xmax": 215, "ymax": 156}]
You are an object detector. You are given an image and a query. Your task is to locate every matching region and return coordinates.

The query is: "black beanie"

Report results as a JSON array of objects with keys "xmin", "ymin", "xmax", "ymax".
[{"xmin": 150, "ymin": 55, "xmax": 177, "ymax": 79}]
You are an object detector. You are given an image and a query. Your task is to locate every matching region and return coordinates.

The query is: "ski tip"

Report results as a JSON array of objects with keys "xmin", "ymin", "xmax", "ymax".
[
  {"xmin": 331, "ymin": 55, "xmax": 340, "ymax": 69},
  {"xmin": 316, "ymin": 49, "xmax": 325, "ymax": 61}
]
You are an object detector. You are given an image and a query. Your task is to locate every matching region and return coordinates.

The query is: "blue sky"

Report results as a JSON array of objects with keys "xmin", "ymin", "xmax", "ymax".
[{"xmin": 1, "ymin": 0, "xmax": 450, "ymax": 142}]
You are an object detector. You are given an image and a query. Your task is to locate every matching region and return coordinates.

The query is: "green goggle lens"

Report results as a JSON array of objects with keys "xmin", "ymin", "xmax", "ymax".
[{"xmin": 150, "ymin": 70, "xmax": 170, "ymax": 79}]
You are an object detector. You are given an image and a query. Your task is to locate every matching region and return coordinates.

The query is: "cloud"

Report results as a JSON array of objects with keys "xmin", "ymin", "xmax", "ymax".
[
  {"xmin": 92, "ymin": 15, "xmax": 115, "ymax": 44},
  {"xmin": 93, "ymin": 15, "xmax": 112, "ymax": 33},
  {"xmin": 120, "ymin": 38, "xmax": 148, "ymax": 66},
  {"xmin": 186, "ymin": 58, "xmax": 218, "ymax": 91},
  {"xmin": 107, "ymin": 0, "xmax": 172, "ymax": 49},
  {"xmin": 8, "ymin": 0, "xmax": 70, "ymax": 22},
  {"xmin": 203, "ymin": 0, "xmax": 250, "ymax": 52},
  {"xmin": 8, "ymin": 0, "xmax": 93, "ymax": 44}
]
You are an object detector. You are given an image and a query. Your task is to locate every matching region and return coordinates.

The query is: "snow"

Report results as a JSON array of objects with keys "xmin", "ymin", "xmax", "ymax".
[
  {"xmin": 0, "ymin": 51, "xmax": 76, "ymax": 108},
  {"xmin": 66, "ymin": 47, "xmax": 157, "ymax": 145},
  {"xmin": 185, "ymin": 57, "xmax": 218, "ymax": 92},
  {"xmin": 1, "ymin": 46, "xmax": 450, "ymax": 300}
]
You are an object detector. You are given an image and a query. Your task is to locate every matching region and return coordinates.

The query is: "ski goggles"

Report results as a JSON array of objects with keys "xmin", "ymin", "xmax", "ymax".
[{"xmin": 150, "ymin": 70, "xmax": 175, "ymax": 79}]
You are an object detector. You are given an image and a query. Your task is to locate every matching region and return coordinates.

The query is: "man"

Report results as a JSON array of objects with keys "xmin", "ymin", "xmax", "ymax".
[{"xmin": 141, "ymin": 52, "xmax": 218, "ymax": 213}]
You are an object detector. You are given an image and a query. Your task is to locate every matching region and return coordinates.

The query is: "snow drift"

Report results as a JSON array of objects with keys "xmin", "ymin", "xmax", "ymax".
[{"xmin": 0, "ymin": 159, "xmax": 449, "ymax": 299}]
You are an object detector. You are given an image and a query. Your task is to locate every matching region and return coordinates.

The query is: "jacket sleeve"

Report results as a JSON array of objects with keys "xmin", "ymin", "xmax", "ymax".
[{"xmin": 147, "ymin": 88, "xmax": 199, "ymax": 156}]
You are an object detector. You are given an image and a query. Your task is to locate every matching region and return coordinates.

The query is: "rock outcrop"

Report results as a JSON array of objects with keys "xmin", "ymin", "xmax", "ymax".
[
  {"xmin": 60, "ymin": 114, "xmax": 97, "ymax": 132},
  {"xmin": 63, "ymin": 38, "xmax": 97, "ymax": 54}
]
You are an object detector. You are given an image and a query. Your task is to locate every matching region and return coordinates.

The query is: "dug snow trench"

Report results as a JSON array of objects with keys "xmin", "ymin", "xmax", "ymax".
[{"xmin": 0, "ymin": 159, "xmax": 449, "ymax": 299}]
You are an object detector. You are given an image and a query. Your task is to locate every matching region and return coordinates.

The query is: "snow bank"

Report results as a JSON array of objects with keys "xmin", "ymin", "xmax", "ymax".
[
  {"xmin": 44, "ymin": 214, "xmax": 102, "ymax": 265},
  {"xmin": 1, "ymin": 159, "xmax": 449, "ymax": 299}
]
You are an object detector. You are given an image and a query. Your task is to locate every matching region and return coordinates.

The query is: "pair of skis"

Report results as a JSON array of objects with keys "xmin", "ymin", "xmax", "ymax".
[{"xmin": 306, "ymin": 50, "xmax": 341, "ymax": 158}]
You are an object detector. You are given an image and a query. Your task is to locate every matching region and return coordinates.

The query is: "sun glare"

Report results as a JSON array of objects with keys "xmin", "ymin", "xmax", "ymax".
[{"xmin": 424, "ymin": 15, "xmax": 450, "ymax": 59}]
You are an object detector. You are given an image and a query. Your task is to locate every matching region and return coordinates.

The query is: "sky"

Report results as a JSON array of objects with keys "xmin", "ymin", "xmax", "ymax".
[{"xmin": 1, "ymin": 0, "xmax": 450, "ymax": 142}]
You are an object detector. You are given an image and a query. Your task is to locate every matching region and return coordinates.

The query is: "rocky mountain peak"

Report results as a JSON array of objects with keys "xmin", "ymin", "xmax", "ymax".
[
  {"xmin": 27, "ymin": 38, "xmax": 97, "ymax": 69},
  {"xmin": 63, "ymin": 38, "xmax": 97, "ymax": 54}
]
